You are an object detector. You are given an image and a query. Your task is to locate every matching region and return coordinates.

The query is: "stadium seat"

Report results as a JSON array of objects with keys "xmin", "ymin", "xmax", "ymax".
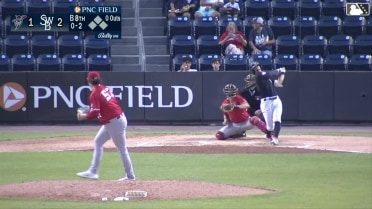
[
  {"xmin": 346, "ymin": 0, "xmax": 370, "ymax": 2},
  {"xmin": 4, "ymin": 34, "xmax": 29, "ymax": 58},
  {"xmin": 79, "ymin": 0, "xmax": 104, "ymax": 6},
  {"xmin": 323, "ymin": 54, "xmax": 348, "ymax": 71},
  {"xmin": 353, "ymin": 35, "xmax": 372, "ymax": 55},
  {"xmin": 298, "ymin": 0, "xmax": 322, "ymax": 20},
  {"xmin": 172, "ymin": 54, "xmax": 197, "ymax": 72},
  {"xmin": 37, "ymin": 54, "xmax": 61, "ymax": 71},
  {"xmin": 276, "ymin": 35, "xmax": 301, "ymax": 58},
  {"xmin": 170, "ymin": 35, "xmax": 196, "ymax": 58},
  {"xmin": 31, "ymin": 34, "xmax": 56, "ymax": 58},
  {"xmin": 293, "ymin": 16, "xmax": 317, "ymax": 39},
  {"xmin": 348, "ymin": 54, "xmax": 372, "ymax": 71},
  {"xmin": 0, "ymin": 38, "xmax": 3, "ymax": 54},
  {"xmin": 321, "ymin": 0, "xmax": 346, "ymax": 20},
  {"xmin": 274, "ymin": 54, "xmax": 298, "ymax": 71},
  {"xmin": 366, "ymin": 18, "xmax": 372, "ymax": 35},
  {"xmin": 87, "ymin": 54, "xmax": 111, "ymax": 71},
  {"xmin": 245, "ymin": 0, "xmax": 271, "ymax": 20},
  {"xmin": 317, "ymin": 16, "xmax": 341, "ymax": 39},
  {"xmin": 299, "ymin": 54, "xmax": 323, "ymax": 71},
  {"xmin": 271, "ymin": 0, "xmax": 297, "ymax": 20},
  {"xmin": 219, "ymin": 16, "xmax": 243, "ymax": 36},
  {"xmin": 53, "ymin": 0, "xmax": 78, "ymax": 14},
  {"xmin": 168, "ymin": 16, "xmax": 193, "ymax": 39},
  {"xmin": 11, "ymin": 54, "xmax": 35, "ymax": 71},
  {"xmin": 196, "ymin": 35, "xmax": 221, "ymax": 57},
  {"xmin": 57, "ymin": 34, "xmax": 83, "ymax": 58},
  {"xmin": 327, "ymin": 35, "xmax": 353, "ymax": 58},
  {"xmin": 83, "ymin": 35, "xmax": 110, "ymax": 58},
  {"xmin": 193, "ymin": 17, "xmax": 219, "ymax": 39},
  {"xmin": 198, "ymin": 54, "xmax": 222, "ymax": 71},
  {"xmin": 268, "ymin": 16, "xmax": 293, "ymax": 37},
  {"xmin": 57, "ymin": 31, "xmax": 83, "ymax": 38},
  {"xmin": 224, "ymin": 54, "xmax": 248, "ymax": 71},
  {"xmin": 250, "ymin": 54, "xmax": 272, "ymax": 71},
  {"xmin": 62, "ymin": 54, "xmax": 86, "ymax": 71},
  {"xmin": 0, "ymin": 17, "xmax": 4, "ymax": 38},
  {"xmin": 0, "ymin": 54, "xmax": 11, "ymax": 71},
  {"xmin": 341, "ymin": 16, "xmax": 366, "ymax": 39},
  {"xmin": 302, "ymin": 35, "xmax": 327, "ymax": 58},
  {"xmin": 26, "ymin": 0, "xmax": 52, "ymax": 14},
  {"xmin": 1, "ymin": 0, "xmax": 25, "ymax": 20}
]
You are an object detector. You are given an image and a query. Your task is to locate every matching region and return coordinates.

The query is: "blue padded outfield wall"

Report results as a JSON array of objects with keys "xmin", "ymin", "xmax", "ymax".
[{"xmin": 0, "ymin": 71, "xmax": 371, "ymax": 123}]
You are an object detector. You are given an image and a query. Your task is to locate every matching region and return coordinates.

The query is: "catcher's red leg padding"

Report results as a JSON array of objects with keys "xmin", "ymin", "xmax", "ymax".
[
  {"xmin": 249, "ymin": 116, "xmax": 267, "ymax": 134},
  {"xmin": 215, "ymin": 131, "xmax": 226, "ymax": 140}
]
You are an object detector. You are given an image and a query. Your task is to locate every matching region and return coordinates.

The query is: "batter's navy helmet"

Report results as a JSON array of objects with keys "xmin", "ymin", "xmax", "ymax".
[{"xmin": 249, "ymin": 61, "xmax": 260, "ymax": 72}]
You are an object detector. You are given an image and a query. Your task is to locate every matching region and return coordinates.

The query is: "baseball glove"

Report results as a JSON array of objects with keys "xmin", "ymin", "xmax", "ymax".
[{"xmin": 221, "ymin": 103, "xmax": 235, "ymax": 113}]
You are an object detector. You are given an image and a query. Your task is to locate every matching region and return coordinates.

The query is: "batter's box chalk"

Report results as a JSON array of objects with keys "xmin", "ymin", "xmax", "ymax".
[{"xmin": 125, "ymin": 190, "xmax": 148, "ymax": 198}]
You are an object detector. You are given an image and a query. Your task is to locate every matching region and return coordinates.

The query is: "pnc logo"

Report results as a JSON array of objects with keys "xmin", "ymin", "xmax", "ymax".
[{"xmin": 0, "ymin": 82, "xmax": 27, "ymax": 111}]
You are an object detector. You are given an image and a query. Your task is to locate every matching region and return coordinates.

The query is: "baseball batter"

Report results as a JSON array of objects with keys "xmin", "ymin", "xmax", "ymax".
[
  {"xmin": 215, "ymin": 84, "xmax": 267, "ymax": 140},
  {"xmin": 76, "ymin": 71, "xmax": 135, "ymax": 181},
  {"xmin": 249, "ymin": 62, "xmax": 286, "ymax": 145}
]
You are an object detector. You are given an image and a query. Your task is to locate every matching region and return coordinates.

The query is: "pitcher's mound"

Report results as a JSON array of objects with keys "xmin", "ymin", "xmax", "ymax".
[{"xmin": 0, "ymin": 180, "xmax": 274, "ymax": 202}]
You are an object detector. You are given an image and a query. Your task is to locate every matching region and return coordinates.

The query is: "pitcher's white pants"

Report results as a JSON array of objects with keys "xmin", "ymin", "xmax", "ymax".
[{"xmin": 89, "ymin": 114, "xmax": 135, "ymax": 179}]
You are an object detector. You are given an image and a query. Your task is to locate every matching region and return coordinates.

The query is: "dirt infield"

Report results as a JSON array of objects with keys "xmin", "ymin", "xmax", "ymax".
[{"xmin": 0, "ymin": 125, "xmax": 371, "ymax": 202}]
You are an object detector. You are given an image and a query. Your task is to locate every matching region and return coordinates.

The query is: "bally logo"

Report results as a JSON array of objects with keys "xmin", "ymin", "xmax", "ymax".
[{"xmin": 0, "ymin": 82, "xmax": 27, "ymax": 111}]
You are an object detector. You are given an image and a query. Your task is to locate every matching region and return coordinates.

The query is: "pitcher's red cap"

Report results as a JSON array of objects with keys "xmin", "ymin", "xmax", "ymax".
[{"xmin": 87, "ymin": 71, "xmax": 101, "ymax": 80}]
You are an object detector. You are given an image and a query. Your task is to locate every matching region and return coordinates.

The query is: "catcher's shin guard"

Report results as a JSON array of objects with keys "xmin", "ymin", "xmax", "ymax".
[
  {"xmin": 215, "ymin": 131, "xmax": 226, "ymax": 140},
  {"xmin": 249, "ymin": 116, "xmax": 267, "ymax": 134}
]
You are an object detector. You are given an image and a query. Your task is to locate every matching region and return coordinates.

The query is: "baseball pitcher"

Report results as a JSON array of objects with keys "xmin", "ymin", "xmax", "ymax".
[
  {"xmin": 249, "ymin": 62, "xmax": 286, "ymax": 145},
  {"xmin": 215, "ymin": 84, "xmax": 267, "ymax": 140},
  {"xmin": 76, "ymin": 71, "xmax": 135, "ymax": 181}
]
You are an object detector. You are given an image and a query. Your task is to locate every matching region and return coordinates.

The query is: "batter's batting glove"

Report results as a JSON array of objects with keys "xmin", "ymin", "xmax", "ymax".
[{"xmin": 276, "ymin": 67, "xmax": 286, "ymax": 74}]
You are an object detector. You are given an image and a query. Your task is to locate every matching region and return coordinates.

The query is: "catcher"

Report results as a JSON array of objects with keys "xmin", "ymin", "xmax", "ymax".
[{"xmin": 215, "ymin": 84, "xmax": 267, "ymax": 140}]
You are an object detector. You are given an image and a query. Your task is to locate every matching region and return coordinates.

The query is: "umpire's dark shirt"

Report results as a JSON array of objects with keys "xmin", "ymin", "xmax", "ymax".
[
  {"xmin": 255, "ymin": 70, "xmax": 280, "ymax": 98},
  {"xmin": 239, "ymin": 87, "xmax": 260, "ymax": 116}
]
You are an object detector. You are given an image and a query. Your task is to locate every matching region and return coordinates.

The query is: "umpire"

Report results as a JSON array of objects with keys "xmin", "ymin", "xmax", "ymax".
[
  {"xmin": 239, "ymin": 74, "xmax": 263, "ymax": 120},
  {"xmin": 249, "ymin": 62, "xmax": 286, "ymax": 145}
]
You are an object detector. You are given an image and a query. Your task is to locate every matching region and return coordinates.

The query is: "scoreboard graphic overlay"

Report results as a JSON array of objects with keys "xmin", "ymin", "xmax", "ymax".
[{"xmin": 10, "ymin": 6, "xmax": 121, "ymax": 39}]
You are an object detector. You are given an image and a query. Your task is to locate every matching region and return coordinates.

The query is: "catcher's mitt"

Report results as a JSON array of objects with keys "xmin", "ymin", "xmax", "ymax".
[{"xmin": 221, "ymin": 103, "xmax": 235, "ymax": 113}]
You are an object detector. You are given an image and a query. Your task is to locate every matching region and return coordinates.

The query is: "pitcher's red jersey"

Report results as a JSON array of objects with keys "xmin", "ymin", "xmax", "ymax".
[{"xmin": 86, "ymin": 84, "xmax": 123, "ymax": 124}]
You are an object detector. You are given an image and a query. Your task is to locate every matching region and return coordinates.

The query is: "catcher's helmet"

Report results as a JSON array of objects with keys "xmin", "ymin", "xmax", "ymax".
[
  {"xmin": 223, "ymin": 84, "xmax": 238, "ymax": 96},
  {"xmin": 244, "ymin": 73, "xmax": 256, "ymax": 88},
  {"xmin": 249, "ymin": 61, "xmax": 260, "ymax": 72}
]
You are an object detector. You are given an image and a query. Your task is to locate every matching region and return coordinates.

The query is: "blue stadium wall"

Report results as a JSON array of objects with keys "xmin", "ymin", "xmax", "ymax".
[{"xmin": 0, "ymin": 71, "xmax": 371, "ymax": 124}]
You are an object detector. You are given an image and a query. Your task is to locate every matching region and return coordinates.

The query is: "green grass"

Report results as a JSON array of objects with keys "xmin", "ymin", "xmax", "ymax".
[
  {"xmin": 0, "ymin": 129, "xmax": 371, "ymax": 142},
  {"xmin": 0, "ymin": 151, "xmax": 371, "ymax": 209}
]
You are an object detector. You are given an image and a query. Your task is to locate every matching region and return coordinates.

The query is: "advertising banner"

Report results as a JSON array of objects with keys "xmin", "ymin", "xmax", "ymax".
[{"xmin": 0, "ymin": 72, "xmax": 28, "ymax": 122}]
